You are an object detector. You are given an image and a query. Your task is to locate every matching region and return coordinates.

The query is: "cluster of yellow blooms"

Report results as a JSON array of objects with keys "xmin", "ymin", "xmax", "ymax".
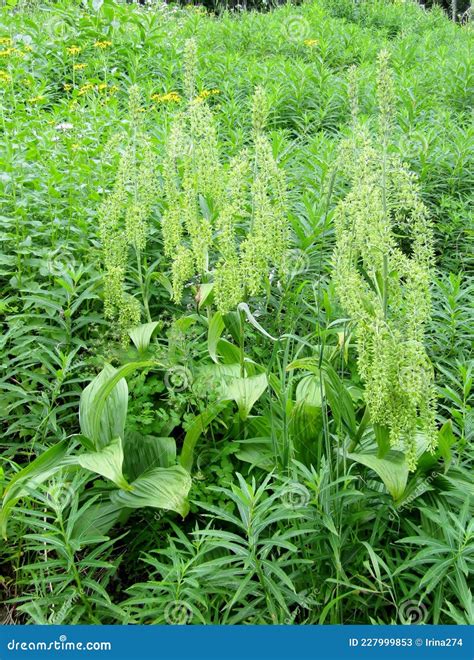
[
  {"xmin": 197, "ymin": 88, "xmax": 220, "ymax": 99},
  {"xmin": 77, "ymin": 82, "xmax": 117, "ymax": 96},
  {"xmin": 151, "ymin": 89, "xmax": 219, "ymax": 105},
  {"xmin": 0, "ymin": 70, "xmax": 11, "ymax": 84},
  {"xmin": 151, "ymin": 91, "xmax": 181, "ymax": 104},
  {"xmin": 73, "ymin": 63, "xmax": 87, "ymax": 71},
  {"xmin": 303, "ymin": 39, "xmax": 319, "ymax": 47},
  {"xmin": 78, "ymin": 82, "xmax": 94, "ymax": 96},
  {"xmin": 28, "ymin": 95, "xmax": 45, "ymax": 104},
  {"xmin": 0, "ymin": 47, "xmax": 25, "ymax": 59},
  {"xmin": 66, "ymin": 41, "xmax": 112, "ymax": 57},
  {"xmin": 0, "ymin": 37, "xmax": 31, "ymax": 59},
  {"xmin": 94, "ymin": 40, "xmax": 112, "ymax": 49}
]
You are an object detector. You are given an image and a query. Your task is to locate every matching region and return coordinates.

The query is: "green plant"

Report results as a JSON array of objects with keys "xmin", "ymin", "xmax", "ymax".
[
  {"xmin": 1, "ymin": 0, "xmax": 472, "ymax": 627},
  {"xmin": 122, "ymin": 472, "xmax": 313, "ymax": 624},
  {"xmin": 162, "ymin": 40, "xmax": 288, "ymax": 313},
  {"xmin": 98, "ymin": 84, "xmax": 157, "ymax": 339},
  {"xmin": 333, "ymin": 53, "xmax": 437, "ymax": 469},
  {"xmin": 6, "ymin": 472, "xmax": 121, "ymax": 625}
]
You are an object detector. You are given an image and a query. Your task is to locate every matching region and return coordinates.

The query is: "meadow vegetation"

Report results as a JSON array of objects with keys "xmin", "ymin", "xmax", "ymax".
[{"xmin": 0, "ymin": 0, "xmax": 472, "ymax": 625}]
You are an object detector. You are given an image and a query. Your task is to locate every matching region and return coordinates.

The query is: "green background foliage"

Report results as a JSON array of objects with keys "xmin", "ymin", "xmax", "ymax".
[{"xmin": 0, "ymin": 0, "xmax": 472, "ymax": 626}]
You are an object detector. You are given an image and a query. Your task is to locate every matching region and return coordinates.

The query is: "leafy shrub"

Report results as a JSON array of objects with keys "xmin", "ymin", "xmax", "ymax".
[{"xmin": 0, "ymin": 0, "xmax": 472, "ymax": 626}]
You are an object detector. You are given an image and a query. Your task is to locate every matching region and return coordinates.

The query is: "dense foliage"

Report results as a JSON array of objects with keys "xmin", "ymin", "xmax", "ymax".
[{"xmin": 0, "ymin": 0, "xmax": 472, "ymax": 626}]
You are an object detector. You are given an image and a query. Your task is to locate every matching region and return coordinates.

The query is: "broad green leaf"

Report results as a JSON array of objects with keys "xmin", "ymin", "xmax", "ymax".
[
  {"xmin": 79, "ymin": 361, "xmax": 155, "ymax": 449},
  {"xmin": 111, "ymin": 466, "xmax": 192, "ymax": 517},
  {"xmin": 66, "ymin": 437, "xmax": 130, "ymax": 490},
  {"xmin": 79, "ymin": 365, "xmax": 128, "ymax": 449},
  {"xmin": 223, "ymin": 311, "xmax": 242, "ymax": 344},
  {"xmin": 395, "ymin": 472, "xmax": 436, "ymax": 511},
  {"xmin": 296, "ymin": 375, "xmax": 322, "ymax": 407},
  {"xmin": 128, "ymin": 322, "xmax": 159, "ymax": 352},
  {"xmin": 222, "ymin": 373, "xmax": 268, "ymax": 421},
  {"xmin": 216, "ymin": 339, "xmax": 241, "ymax": 364},
  {"xmin": 124, "ymin": 433, "xmax": 176, "ymax": 479},
  {"xmin": 287, "ymin": 357, "xmax": 321, "ymax": 375},
  {"xmin": 72, "ymin": 501, "xmax": 127, "ymax": 542},
  {"xmin": 289, "ymin": 399, "xmax": 323, "ymax": 467},
  {"xmin": 173, "ymin": 316, "xmax": 196, "ymax": 333},
  {"xmin": 208, "ymin": 311, "xmax": 225, "ymax": 363},
  {"xmin": 153, "ymin": 272, "xmax": 173, "ymax": 297},
  {"xmin": 348, "ymin": 450, "xmax": 409, "ymax": 501},
  {"xmin": 200, "ymin": 362, "xmax": 241, "ymax": 382},
  {"xmin": 235, "ymin": 441, "xmax": 274, "ymax": 471},
  {"xmin": 197, "ymin": 282, "xmax": 214, "ymax": 308}
]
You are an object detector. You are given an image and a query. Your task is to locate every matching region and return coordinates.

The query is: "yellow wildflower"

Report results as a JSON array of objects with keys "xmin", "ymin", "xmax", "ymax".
[
  {"xmin": 151, "ymin": 91, "xmax": 181, "ymax": 104},
  {"xmin": 73, "ymin": 63, "xmax": 86, "ymax": 71},
  {"xmin": 304, "ymin": 39, "xmax": 319, "ymax": 47},
  {"xmin": 0, "ymin": 48, "xmax": 14, "ymax": 57},
  {"xmin": 78, "ymin": 83, "xmax": 94, "ymax": 96},
  {"xmin": 197, "ymin": 89, "xmax": 220, "ymax": 101},
  {"xmin": 94, "ymin": 40, "xmax": 112, "ymax": 49},
  {"xmin": 67, "ymin": 45, "xmax": 81, "ymax": 55},
  {"xmin": 23, "ymin": 44, "xmax": 33, "ymax": 52},
  {"xmin": 28, "ymin": 95, "xmax": 45, "ymax": 104},
  {"xmin": 0, "ymin": 70, "xmax": 11, "ymax": 84},
  {"xmin": 63, "ymin": 82, "xmax": 73, "ymax": 91},
  {"xmin": 109, "ymin": 84, "xmax": 119, "ymax": 94},
  {"xmin": 98, "ymin": 83, "xmax": 107, "ymax": 91},
  {"xmin": 0, "ymin": 37, "xmax": 12, "ymax": 46},
  {"xmin": 71, "ymin": 143, "xmax": 80, "ymax": 151}
]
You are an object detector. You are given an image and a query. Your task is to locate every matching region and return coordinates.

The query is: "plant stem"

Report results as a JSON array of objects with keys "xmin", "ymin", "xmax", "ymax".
[
  {"xmin": 136, "ymin": 249, "xmax": 152, "ymax": 323},
  {"xmin": 239, "ymin": 307, "xmax": 245, "ymax": 379}
]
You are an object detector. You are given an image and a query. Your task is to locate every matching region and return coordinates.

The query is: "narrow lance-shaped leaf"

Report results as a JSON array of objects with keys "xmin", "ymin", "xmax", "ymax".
[{"xmin": 1, "ymin": 441, "xmax": 69, "ymax": 539}]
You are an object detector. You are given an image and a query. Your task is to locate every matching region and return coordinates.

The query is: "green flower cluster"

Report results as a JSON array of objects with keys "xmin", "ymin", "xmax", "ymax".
[
  {"xmin": 98, "ymin": 85, "xmax": 157, "ymax": 341},
  {"xmin": 333, "ymin": 52, "xmax": 437, "ymax": 469},
  {"xmin": 161, "ymin": 40, "xmax": 288, "ymax": 312}
]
